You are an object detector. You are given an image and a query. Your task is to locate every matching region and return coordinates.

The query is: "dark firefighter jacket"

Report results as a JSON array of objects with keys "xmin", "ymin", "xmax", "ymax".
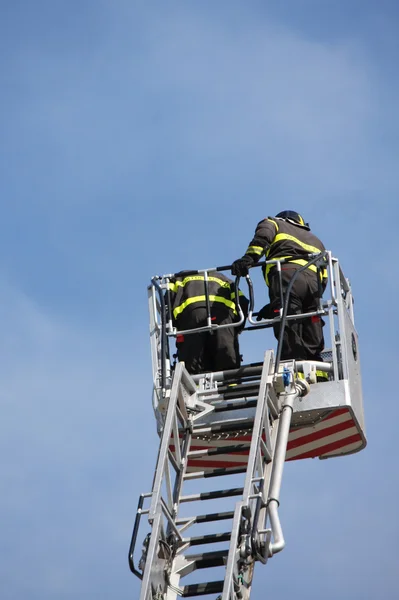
[
  {"xmin": 166, "ymin": 271, "xmax": 249, "ymax": 326},
  {"xmin": 244, "ymin": 217, "xmax": 328, "ymax": 285}
]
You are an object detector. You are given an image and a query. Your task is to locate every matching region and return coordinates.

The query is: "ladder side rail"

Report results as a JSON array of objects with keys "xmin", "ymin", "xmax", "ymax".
[
  {"xmin": 171, "ymin": 403, "xmax": 183, "ymax": 467},
  {"xmin": 249, "ymin": 373, "xmax": 281, "ymax": 564},
  {"xmin": 220, "ymin": 351, "xmax": 275, "ymax": 600},
  {"xmin": 170, "ymin": 428, "xmax": 191, "ymax": 522},
  {"xmin": 164, "ymin": 456, "xmax": 175, "ymax": 518},
  {"xmin": 149, "ymin": 363, "xmax": 186, "ymax": 519},
  {"xmin": 221, "ymin": 502, "xmax": 246, "ymax": 600},
  {"xmin": 139, "ymin": 510, "xmax": 164, "ymax": 600},
  {"xmin": 138, "ymin": 365, "xmax": 194, "ymax": 600},
  {"xmin": 246, "ymin": 361, "xmax": 276, "ymax": 562},
  {"xmin": 163, "ymin": 432, "xmax": 193, "ymax": 598},
  {"xmin": 242, "ymin": 350, "xmax": 275, "ymax": 502}
]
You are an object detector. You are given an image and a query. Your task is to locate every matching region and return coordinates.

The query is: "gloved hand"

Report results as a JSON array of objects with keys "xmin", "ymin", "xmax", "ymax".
[
  {"xmin": 256, "ymin": 303, "xmax": 274, "ymax": 321},
  {"xmin": 231, "ymin": 255, "xmax": 254, "ymax": 277}
]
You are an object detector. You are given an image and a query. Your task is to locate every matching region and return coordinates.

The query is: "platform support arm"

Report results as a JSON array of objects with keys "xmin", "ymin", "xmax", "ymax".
[{"xmin": 268, "ymin": 380, "xmax": 309, "ymax": 555}]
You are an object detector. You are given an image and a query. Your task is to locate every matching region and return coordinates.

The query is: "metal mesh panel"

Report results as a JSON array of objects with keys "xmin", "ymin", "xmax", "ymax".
[{"xmin": 321, "ymin": 349, "xmax": 333, "ymax": 362}]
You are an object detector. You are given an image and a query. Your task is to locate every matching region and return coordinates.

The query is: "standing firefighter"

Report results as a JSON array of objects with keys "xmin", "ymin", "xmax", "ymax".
[
  {"xmin": 231, "ymin": 211, "xmax": 328, "ymax": 368},
  {"xmin": 166, "ymin": 271, "xmax": 249, "ymax": 375}
]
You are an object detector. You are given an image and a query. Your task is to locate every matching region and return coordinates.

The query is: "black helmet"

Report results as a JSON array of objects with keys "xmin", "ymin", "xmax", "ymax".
[{"xmin": 275, "ymin": 210, "xmax": 308, "ymax": 227}]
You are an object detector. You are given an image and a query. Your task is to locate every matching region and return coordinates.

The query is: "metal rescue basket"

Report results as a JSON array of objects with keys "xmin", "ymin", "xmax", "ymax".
[{"xmin": 129, "ymin": 251, "xmax": 366, "ymax": 600}]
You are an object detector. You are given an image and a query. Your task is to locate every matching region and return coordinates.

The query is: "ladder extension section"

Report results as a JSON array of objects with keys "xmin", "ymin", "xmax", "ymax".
[{"xmin": 129, "ymin": 351, "xmax": 310, "ymax": 599}]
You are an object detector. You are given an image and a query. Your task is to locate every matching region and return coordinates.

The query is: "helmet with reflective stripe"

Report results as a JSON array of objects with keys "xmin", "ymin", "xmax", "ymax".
[{"xmin": 275, "ymin": 210, "xmax": 307, "ymax": 226}]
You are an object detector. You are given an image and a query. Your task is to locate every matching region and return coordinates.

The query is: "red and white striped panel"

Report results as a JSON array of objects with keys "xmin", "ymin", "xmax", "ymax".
[
  {"xmin": 286, "ymin": 408, "xmax": 363, "ymax": 461},
  {"xmin": 178, "ymin": 408, "xmax": 364, "ymax": 474}
]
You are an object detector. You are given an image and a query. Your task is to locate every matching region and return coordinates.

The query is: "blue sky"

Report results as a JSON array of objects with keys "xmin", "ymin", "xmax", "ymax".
[{"xmin": 1, "ymin": 1, "xmax": 398, "ymax": 598}]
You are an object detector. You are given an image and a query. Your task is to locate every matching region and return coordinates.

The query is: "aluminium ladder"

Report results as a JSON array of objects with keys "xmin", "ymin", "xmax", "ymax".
[
  {"xmin": 129, "ymin": 252, "xmax": 366, "ymax": 599},
  {"xmin": 129, "ymin": 352, "xmax": 310, "ymax": 599}
]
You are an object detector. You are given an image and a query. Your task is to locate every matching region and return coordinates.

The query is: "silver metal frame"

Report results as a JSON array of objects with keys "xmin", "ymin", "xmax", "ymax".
[
  {"xmin": 130, "ymin": 352, "xmax": 312, "ymax": 599},
  {"xmin": 129, "ymin": 253, "xmax": 366, "ymax": 599}
]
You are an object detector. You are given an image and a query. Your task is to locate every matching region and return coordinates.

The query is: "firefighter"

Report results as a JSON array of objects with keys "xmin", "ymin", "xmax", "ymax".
[
  {"xmin": 231, "ymin": 211, "xmax": 328, "ymax": 371},
  {"xmin": 166, "ymin": 270, "xmax": 249, "ymax": 375}
]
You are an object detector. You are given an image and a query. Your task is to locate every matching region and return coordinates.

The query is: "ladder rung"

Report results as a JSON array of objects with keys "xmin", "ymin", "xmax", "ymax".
[
  {"xmin": 188, "ymin": 443, "xmax": 250, "ymax": 458},
  {"xmin": 222, "ymin": 387, "xmax": 260, "ymax": 401},
  {"xmin": 182, "ymin": 531, "xmax": 231, "ymax": 546},
  {"xmin": 216, "ymin": 380, "xmax": 260, "ymax": 391},
  {"xmin": 193, "ymin": 418, "xmax": 255, "ymax": 435},
  {"xmin": 176, "ymin": 510, "xmax": 234, "ymax": 525},
  {"xmin": 182, "ymin": 580, "xmax": 224, "ymax": 597},
  {"xmin": 180, "ymin": 487, "xmax": 243, "ymax": 503},
  {"xmin": 213, "ymin": 398, "xmax": 258, "ymax": 411},
  {"xmin": 184, "ymin": 467, "xmax": 247, "ymax": 480},
  {"xmin": 184, "ymin": 549, "xmax": 228, "ymax": 570}
]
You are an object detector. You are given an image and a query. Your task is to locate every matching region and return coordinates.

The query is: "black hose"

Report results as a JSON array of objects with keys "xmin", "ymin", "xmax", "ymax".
[{"xmin": 274, "ymin": 252, "xmax": 327, "ymax": 374}]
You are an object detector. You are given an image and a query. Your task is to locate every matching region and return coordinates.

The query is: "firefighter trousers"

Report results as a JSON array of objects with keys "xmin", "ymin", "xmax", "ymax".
[
  {"xmin": 268, "ymin": 266, "xmax": 325, "ymax": 361},
  {"xmin": 175, "ymin": 307, "xmax": 241, "ymax": 375}
]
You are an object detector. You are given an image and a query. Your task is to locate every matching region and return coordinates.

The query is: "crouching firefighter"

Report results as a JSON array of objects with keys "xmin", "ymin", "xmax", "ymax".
[
  {"xmin": 166, "ymin": 270, "xmax": 249, "ymax": 375},
  {"xmin": 231, "ymin": 210, "xmax": 328, "ymax": 379}
]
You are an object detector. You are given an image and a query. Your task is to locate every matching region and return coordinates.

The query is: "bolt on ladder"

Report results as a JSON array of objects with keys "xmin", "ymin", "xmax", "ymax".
[{"xmin": 129, "ymin": 350, "xmax": 310, "ymax": 599}]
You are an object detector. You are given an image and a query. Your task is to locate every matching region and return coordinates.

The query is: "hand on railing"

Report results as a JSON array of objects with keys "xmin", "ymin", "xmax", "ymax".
[{"xmin": 231, "ymin": 255, "xmax": 255, "ymax": 277}]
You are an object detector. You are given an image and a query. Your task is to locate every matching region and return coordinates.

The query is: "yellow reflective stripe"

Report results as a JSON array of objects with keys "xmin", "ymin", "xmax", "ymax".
[
  {"xmin": 266, "ymin": 218, "xmax": 279, "ymax": 231},
  {"xmin": 246, "ymin": 245, "xmax": 263, "ymax": 256},
  {"xmin": 173, "ymin": 295, "xmax": 237, "ymax": 319},
  {"xmin": 286, "ymin": 258, "xmax": 324, "ymax": 274},
  {"xmin": 272, "ymin": 233, "xmax": 321, "ymax": 255},
  {"xmin": 168, "ymin": 281, "xmax": 179, "ymax": 292},
  {"xmin": 264, "ymin": 257, "xmax": 327, "ymax": 285},
  {"xmin": 316, "ymin": 370, "xmax": 329, "ymax": 379},
  {"xmin": 168, "ymin": 275, "xmax": 231, "ymax": 291},
  {"xmin": 265, "ymin": 257, "xmax": 325, "ymax": 273},
  {"xmin": 230, "ymin": 290, "xmax": 245, "ymax": 300},
  {"xmin": 296, "ymin": 371, "xmax": 328, "ymax": 381},
  {"xmin": 296, "ymin": 214, "xmax": 305, "ymax": 225}
]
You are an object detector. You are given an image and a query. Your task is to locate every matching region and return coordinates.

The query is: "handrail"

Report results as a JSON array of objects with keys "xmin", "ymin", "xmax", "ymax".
[
  {"xmin": 128, "ymin": 492, "xmax": 152, "ymax": 579},
  {"xmin": 149, "ymin": 251, "xmax": 352, "ymax": 398},
  {"xmin": 160, "ymin": 266, "xmax": 250, "ymax": 337},
  {"xmin": 151, "ymin": 276, "xmax": 169, "ymax": 394}
]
